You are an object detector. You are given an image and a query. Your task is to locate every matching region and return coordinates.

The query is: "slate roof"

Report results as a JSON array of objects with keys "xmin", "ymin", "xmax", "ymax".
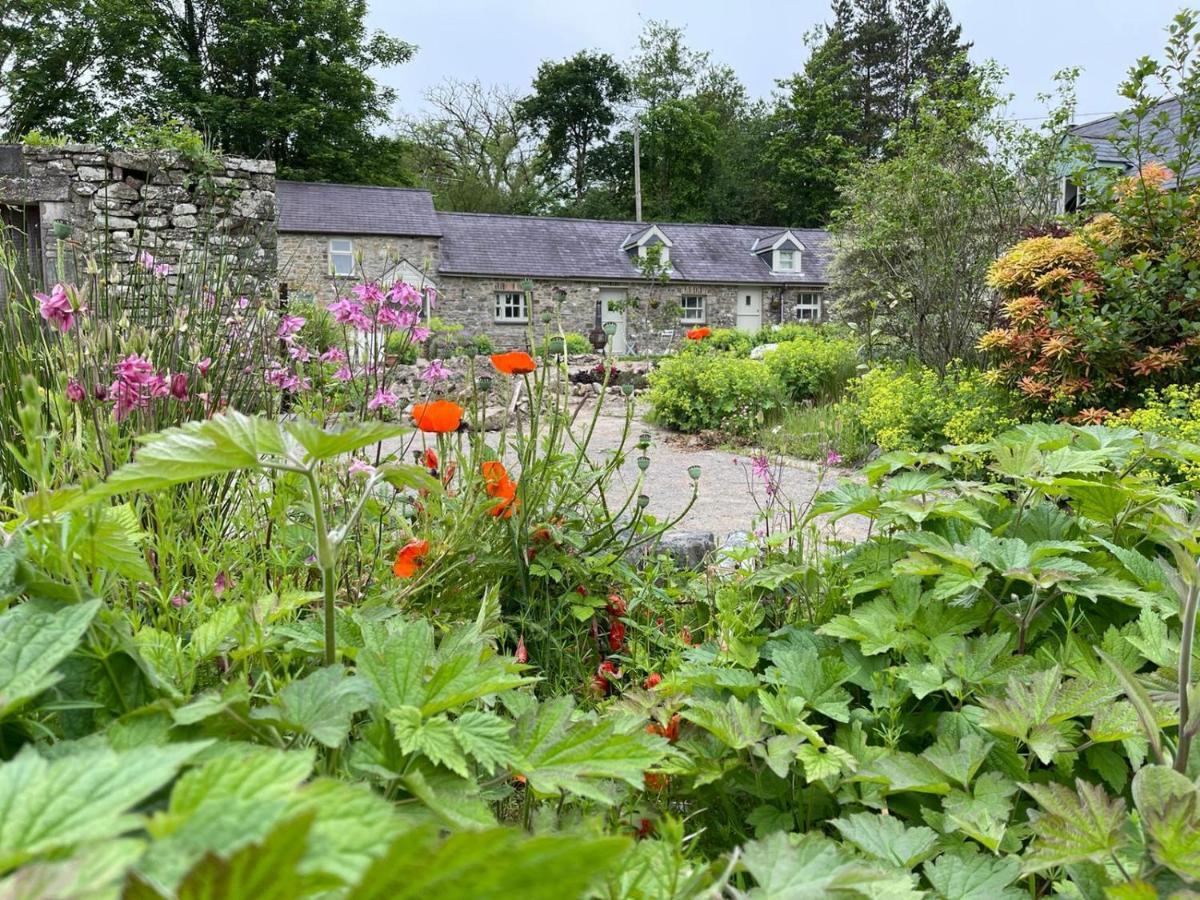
[
  {"xmin": 436, "ymin": 212, "xmax": 832, "ymax": 285},
  {"xmin": 1067, "ymin": 99, "xmax": 1198, "ymax": 180},
  {"xmin": 276, "ymin": 181, "xmax": 442, "ymax": 236}
]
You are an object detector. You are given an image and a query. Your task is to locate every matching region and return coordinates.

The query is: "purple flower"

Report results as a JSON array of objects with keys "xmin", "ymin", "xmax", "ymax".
[
  {"xmin": 348, "ymin": 458, "xmax": 376, "ymax": 477},
  {"xmin": 419, "ymin": 359, "xmax": 450, "ymax": 383},
  {"xmin": 214, "ymin": 571, "xmax": 232, "ymax": 597},
  {"xmin": 170, "ymin": 372, "xmax": 189, "ymax": 400},
  {"xmin": 826, "ymin": 451, "xmax": 844, "ymax": 467},
  {"xmin": 411, "ymin": 326, "xmax": 431, "ymax": 343},
  {"xmin": 170, "ymin": 591, "xmax": 190, "ymax": 608},
  {"xmin": 136, "ymin": 250, "xmax": 170, "ymax": 277},
  {"xmin": 66, "ymin": 378, "xmax": 85, "ymax": 403},
  {"xmin": 750, "ymin": 455, "xmax": 771, "ymax": 481},
  {"xmin": 277, "ymin": 315, "xmax": 306, "ymax": 339},
  {"xmin": 332, "ymin": 365, "xmax": 354, "ymax": 382},
  {"xmin": 353, "ymin": 282, "xmax": 386, "ymax": 306},
  {"xmin": 287, "ymin": 343, "xmax": 312, "ymax": 363},
  {"xmin": 319, "ymin": 347, "xmax": 347, "ymax": 363},
  {"xmin": 197, "ymin": 357, "xmax": 212, "ymax": 376},
  {"xmin": 367, "ymin": 388, "xmax": 398, "ymax": 411},
  {"xmin": 115, "ymin": 354, "xmax": 154, "ymax": 386},
  {"xmin": 36, "ymin": 283, "xmax": 79, "ymax": 332}
]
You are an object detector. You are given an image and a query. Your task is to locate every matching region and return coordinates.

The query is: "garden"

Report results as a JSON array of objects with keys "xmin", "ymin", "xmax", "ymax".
[{"xmin": 9, "ymin": 8, "xmax": 1200, "ymax": 900}]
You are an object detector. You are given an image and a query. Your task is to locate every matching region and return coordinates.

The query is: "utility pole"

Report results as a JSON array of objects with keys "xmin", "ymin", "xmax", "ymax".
[{"xmin": 633, "ymin": 117, "xmax": 642, "ymax": 223}]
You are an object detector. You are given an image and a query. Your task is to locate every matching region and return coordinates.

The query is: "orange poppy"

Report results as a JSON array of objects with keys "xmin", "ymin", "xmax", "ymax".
[
  {"xmin": 392, "ymin": 538, "xmax": 429, "ymax": 578},
  {"xmin": 686, "ymin": 327, "xmax": 711, "ymax": 340},
  {"xmin": 481, "ymin": 460, "xmax": 519, "ymax": 518},
  {"xmin": 410, "ymin": 400, "xmax": 463, "ymax": 433},
  {"xmin": 491, "ymin": 351, "xmax": 537, "ymax": 375}
]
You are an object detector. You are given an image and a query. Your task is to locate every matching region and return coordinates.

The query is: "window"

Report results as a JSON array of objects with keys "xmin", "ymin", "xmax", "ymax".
[
  {"xmin": 776, "ymin": 248, "xmax": 796, "ymax": 271},
  {"xmin": 795, "ymin": 291, "xmax": 823, "ymax": 321},
  {"xmin": 328, "ymin": 239, "xmax": 354, "ymax": 277},
  {"xmin": 680, "ymin": 295, "xmax": 705, "ymax": 324},
  {"xmin": 494, "ymin": 291, "xmax": 528, "ymax": 323}
]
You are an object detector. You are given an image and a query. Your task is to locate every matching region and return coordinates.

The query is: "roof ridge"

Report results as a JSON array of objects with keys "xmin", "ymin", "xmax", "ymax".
[
  {"xmin": 277, "ymin": 179, "xmax": 434, "ymax": 195},
  {"xmin": 436, "ymin": 209, "xmax": 827, "ymax": 232}
]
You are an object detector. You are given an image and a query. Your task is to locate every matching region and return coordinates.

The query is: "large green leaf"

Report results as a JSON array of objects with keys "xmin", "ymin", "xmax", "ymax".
[
  {"xmin": 0, "ymin": 598, "xmax": 99, "ymax": 719},
  {"xmin": 739, "ymin": 831, "xmax": 919, "ymax": 899},
  {"xmin": 511, "ymin": 696, "xmax": 667, "ymax": 803},
  {"xmin": 831, "ymin": 813, "xmax": 940, "ymax": 867},
  {"xmin": 250, "ymin": 665, "xmax": 370, "ymax": 748},
  {"xmin": 0, "ymin": 742, "xmax": 207, "ymax": 872},
  {"xmin": 285, "ymin": 419, "xmax": 407, "ymax": 462},
  {"xmin": 1131, "ymin": 765, "xmax": 1200, "ymax": 881},
  {"xmin": 347, "ymin": 826, "xmax": 628, "ymax": 900},
  {"xmin": 0, "ymin": 837, "xmax": 143, "ymax": 899},
  {"xmin": 1020, "ymin": 779, "xmax": 1127, "ymax": 874},
  {"xmin": 86, "ymin": 412, "xmax": 287, "ymax": 501},
  {"xmin": 923, "ymin": 848, "xmax": 1023, "ymax": 900}
]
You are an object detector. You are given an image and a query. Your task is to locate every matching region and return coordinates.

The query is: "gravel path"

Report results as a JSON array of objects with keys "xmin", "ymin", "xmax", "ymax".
[{"xmin": 570, "ymin": 397, "xmax": 869, "ymax": 544}]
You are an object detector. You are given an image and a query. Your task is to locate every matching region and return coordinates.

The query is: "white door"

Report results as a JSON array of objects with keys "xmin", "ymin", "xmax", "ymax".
[
  {"xmin": 599, "ymin": 289, "xmax": 628, "ymax": 354},
  {"xmin": 736, "ymin": 287, "xmax": 763, "ymax": 333}
]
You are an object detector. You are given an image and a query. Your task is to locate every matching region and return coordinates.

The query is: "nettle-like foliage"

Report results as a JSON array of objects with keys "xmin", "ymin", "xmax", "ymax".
[{"xmin": 984, "ymin": 12, "xmax": 1200, "ymax": 420}]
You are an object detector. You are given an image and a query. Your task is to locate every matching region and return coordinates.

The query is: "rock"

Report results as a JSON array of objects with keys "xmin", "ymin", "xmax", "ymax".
[
  {"xmin": 172, "ymin": 214, "xmax": 198, "ymax": 228},
  {"xmin": 76, "ymin": 165, "xmax": 108, "ymax": 181},
  {"xmin": 96, "ymin": 181, "xmax": 139, "ymax": 202},
  {"xmin": 171, "ymin": 202, "xmax": 198, "ymax": 216},
  {"xmin": 628, "ymin": 530, "xmax": 715, "ymax": 570},
  {"xmin": 749, "ymin": 343, "xmax": 778, "ymax": 360}
]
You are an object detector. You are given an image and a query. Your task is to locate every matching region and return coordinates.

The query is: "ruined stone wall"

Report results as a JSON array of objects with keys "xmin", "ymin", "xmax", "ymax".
[
  {"xmin": 278, "ymin": 233, "xmax": 439, "ymax": 304},
  {"xmin": 0, "ymin": 143, "xmax": 276, "ymax": 293}
]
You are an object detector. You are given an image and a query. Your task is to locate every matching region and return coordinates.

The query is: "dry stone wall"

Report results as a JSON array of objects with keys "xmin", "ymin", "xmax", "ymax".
[{"xmin": 0, "ymin": 143, "xmax": 277, "ymax": 292}]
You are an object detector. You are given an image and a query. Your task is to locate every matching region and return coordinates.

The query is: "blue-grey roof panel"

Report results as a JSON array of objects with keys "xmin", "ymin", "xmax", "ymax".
[
  {"xmin": 435, "ymin": 212, "xmax": 832, "ymax": 284},
  {"xmin": 277, "ymin": 180, "xmax": 442, "ymax": 236}
]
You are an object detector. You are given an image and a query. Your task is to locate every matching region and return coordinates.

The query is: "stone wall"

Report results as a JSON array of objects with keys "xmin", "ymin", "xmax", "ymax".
[
  {"xmin": 434, "ymin": 275, "xmax": 827, "ymax": 353},
  {"xmin": 0, "ymin": 143, "xmax": 276, "ymax": 294},
  {"xmin": 278, "ymin": 233, "xmax": 439, "ymax": 305}
]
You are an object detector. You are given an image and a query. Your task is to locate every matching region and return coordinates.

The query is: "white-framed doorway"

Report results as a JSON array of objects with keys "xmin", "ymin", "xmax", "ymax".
[
  {"xmin": 599, "ymin": 288, "xmax": 628, "ymax": 354},
  {"xmin": 736, "ymin": 287, "xmax": 763, "ymax": 333}
]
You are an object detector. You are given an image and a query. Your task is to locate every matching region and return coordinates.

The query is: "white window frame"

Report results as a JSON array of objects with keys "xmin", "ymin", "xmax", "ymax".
[
  {"xmin": 776, "ymin": 248, "xmax": 796, "ymax": 272},
  {"xmin": 679, "ymin": 295, "xmax": 706, "ymax": 324},
  {"xmin": 494, "ymin": 290, "xmax": 528, "ymax": 323},
  {"xmin": 328, "ymin": 239, "xmax": 354, "ymax": 277},
  {"xmin": 795, "ymin": 290, "xmax": 823, "ymax": 321}
]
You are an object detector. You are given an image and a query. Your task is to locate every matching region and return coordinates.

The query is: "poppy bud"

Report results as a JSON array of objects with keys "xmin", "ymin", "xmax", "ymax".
[{"xmin": 515, "ymin": 635, "xmax": 528, "ymax": 664}]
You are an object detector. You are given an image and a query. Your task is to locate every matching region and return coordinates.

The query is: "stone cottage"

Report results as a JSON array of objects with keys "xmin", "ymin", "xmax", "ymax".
[{"xmin": 276, "ymin": 181, "xmax": 832, "ymax": 354}]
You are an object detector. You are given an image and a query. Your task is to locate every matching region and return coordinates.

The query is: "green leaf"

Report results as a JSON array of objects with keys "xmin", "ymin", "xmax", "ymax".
[
  {"xmin": 452, "ymin": 710, "xmax": 514, "ymax": 774},
  {"xmin": 250, "ymin": 665, "xmax": 370, "ymax": 748},
  {"xmin": 347, "ymin": 826, "xmax": 627, "ymax": 900},
  {"xmin": 739, "ymin": 831, "xmax": 919, "ymax": 899},
  {"xmin": 922, "ymin": 733, "xmax": 992, "ymax": 789},
  {"xmin": 86, "ymin": 412, "xmax": 286, "ymax": 501},
  {"xmin": 1020, "ymin": 779, "xmax": 1127, "ymax": 874},
  {"xmin": 390, "ymin": 708, "xmax": 469, "ymax": 777},
  {"xmin": 0, "ymin": 598, "xmax": 99, "ymax": 719},
  {"xmin": 1131, "ymin": 765, "xmax": 1200, "ymax": 881},
  {"xmin": 832, "ymin": 812, "xmax": 940, "ymax": 867},
  {"xmin": 357, "ymin": 619, "xmax": 434, "ymax": 710},
  {"xmin": 189, "ymin": 605, "xmax": 242, "ymax": 662},
  {"xmin": 285, "ymin": 419, "xmax": 407, "ymax": 462},
  {"xmin": 0, "ymin": 837, "xmax": 144, "ymax": 900},
  {"xmin": 859, "ymin": 751, "xmax": 950, "ymax": 796},
  {"xmin": 941, "ymin": 772, "xmax": 1016, "ymax": 851},
  {"xmin": 681, "ymin": 696, "xmax": 765, "ymax": 750},
  {"xmin": 127, "ymin": 813, "xmax": 338, "ymax": 900},
  {"xmin": 795, "ymin": 745, "xmax": 856, "ymax": 784},
  {"xmin": 923, "ymin": 848, "xmax": 1022, "ymax": 900},
  {"xmin": 0, "ymin": 742, "xmax": 207, "ymax": 872},
  {"xmin": 511, "ymin": 696, "xmax": 667, "ymax": 803},
  {"xmin": 400, "ymin": 767, "xmax": 495, "ymax": 830},
  {"xmin": 979, "ymin": 667, "xmax": 1076, "ymax": 763}
]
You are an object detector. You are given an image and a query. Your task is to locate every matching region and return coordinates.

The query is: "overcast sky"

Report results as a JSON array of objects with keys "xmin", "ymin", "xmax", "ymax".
[{"xmin": 367, "ymin": 0, "xmax": 1189, "ymax": 128}]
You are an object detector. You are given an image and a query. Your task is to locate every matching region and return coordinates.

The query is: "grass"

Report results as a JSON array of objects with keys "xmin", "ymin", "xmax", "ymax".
[{"xmin": 757, "ymin": 402, "xmax": 872, "ymax": 464}]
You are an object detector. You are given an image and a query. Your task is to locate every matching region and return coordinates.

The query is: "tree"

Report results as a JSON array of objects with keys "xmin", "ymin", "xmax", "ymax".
[
  {"xmin": 403, "ymin": 80, "xmax": 543, "ymax": 213},
  {"xmin": 518, "ymin": 51, "xmax": 631, "ymax": 205},
  {"xmin": 0, "ymin": 0, "xmax": 415, "ymax": 184},
  {"xmin": 830, "ymin": 63, "xmax": 1070, "ymax": 370}
]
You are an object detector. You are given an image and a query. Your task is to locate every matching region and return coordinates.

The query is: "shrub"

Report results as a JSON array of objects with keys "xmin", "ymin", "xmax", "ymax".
[
  {"xmin": 648, "ymin": 354, "xmax": 783, "ymax": 436},
  {"xmin": 679, "ymin": 327, "xmax": 753, "ymax": 356},
  {"xmin": 762, "ymin": 334, "xmax": 859, "ymax": 403},
  {"xmin": 843, "ymin": 363, "xmax": 1021, "ymax": 452},
  {"xmin": 759, "ymin": 403, "xmax": 872, "ymax": 463},
  {"xmin": 1111, "ymin": 383, "xmax": 1200, "ymax": 479},
  {"xmin": 540, "ymin": 332, "xmax": 592, "ymax": 356}
]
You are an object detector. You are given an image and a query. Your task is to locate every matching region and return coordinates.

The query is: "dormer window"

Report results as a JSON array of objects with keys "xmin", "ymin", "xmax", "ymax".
[
  {"xmin": 622, "ymin": 224, "xmax": 673, "ymax": 274},
  {"xmin": 777, "ymin": 249, "xmax": 795, "ymax": 271},
  {"xmin": 753, "ymin": 230, "xmax": 806, "ymax": 275}
]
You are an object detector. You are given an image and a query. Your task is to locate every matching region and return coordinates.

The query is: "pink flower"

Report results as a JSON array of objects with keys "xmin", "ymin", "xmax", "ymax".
[
  {"xmin": 136, "ymin": 250, "xmax": 170, "ymax": 277},
  {"xmin": 425, "ymin": 287, "xmax": 438, "ymax": 308},
  {"xmin": 352, "ymin": 282, "xmax": 386, "ymax": 306},
  {"xmin": 115, "ymin": 354, "xmax": 154, "ymax": 386},
  {"xmin": 197, "ymin": 357, "xmax": 212, "ymax": 376},
  {"xmin": 378, "ymin": 307, "xmax": 419, "ymax": 330},
  {"xmin": 170, "ymin": 591, "xmax": 190, "ymax": 608},
  {"xmin": 411, "ymin": 326, "xmax": 431, "ymax": 343},
  {"xmin": 751, "ymin": 455, "xmax": 771, "ymax": 481},
  {"xmin": 348, "ymin": 458, "xmax": 376, "ymax": 477},
  {"xmin": 420, "ymin": 359, "xmax": 450, "ymax": 383},
  {"xmin": 288, "ymin": 344, "xmax": 312, "ymax": 363},
  {"xmin": 66, "ymin": 379, "xmax": 85, "ymax": 403},
  {"xmin": 277, "ymin": 315, "xmax": 306, "ymax": 339},
  {"xmin": 236, "ymin": 296, "xmax": 250, "ymax": 309},
  {"xmin": 332, "ymin": 365, "xmax": 354, "ymax": 382},
  {"xmin": 388, "ymin": 281, "xmax": 421, "ymax": 307},
  {"xmin": 214, "ymin": 571, "xmax": 232, "ymax": 597},
  {"xmin": 826, "ymin": 451, "xmax": 844, "ymax": 467},
  {"xmin": 367, "ymin": 388, "xmax": 398, "ymax": 411},
  {"xmin": 36, "ymin": 283, "xmax": 79, "ymax": 332},
  {"xmin": 319, "ymin": 347, "xmax": 346, "ymax": 363},
  {"xmin": 170, "ymin": 372, "xmax": 189, "ymax": 400},
  {"xmin": 147, "ymin": 373, "xmax": 170, "ymax": 398}
]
